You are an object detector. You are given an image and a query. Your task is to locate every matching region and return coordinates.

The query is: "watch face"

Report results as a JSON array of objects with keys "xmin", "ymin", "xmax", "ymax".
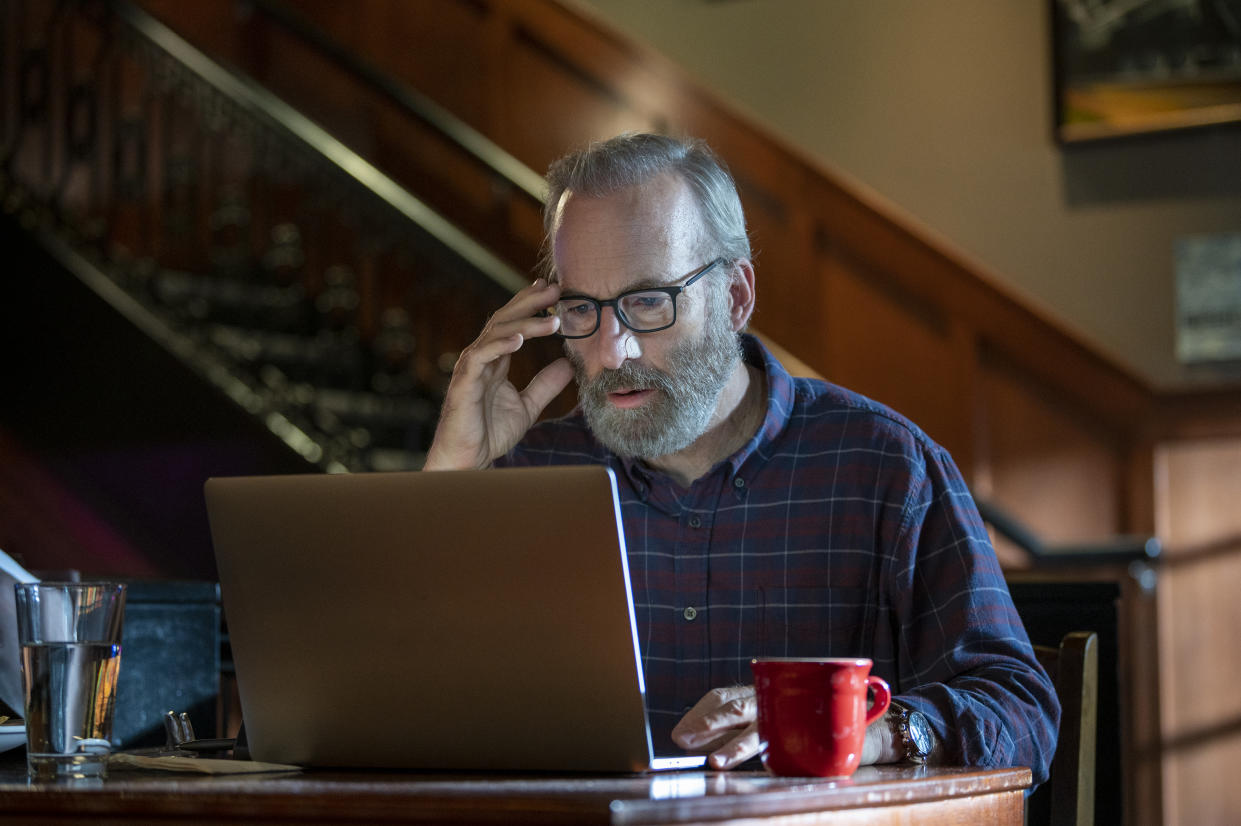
[{"xmin": 907, "ymin": 711, "xmax": 933, "ymax": 757}]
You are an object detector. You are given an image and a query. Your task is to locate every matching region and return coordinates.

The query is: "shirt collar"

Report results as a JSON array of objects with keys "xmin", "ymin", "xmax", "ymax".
[{"xmin": 726, "ymin": 332, "xmax": 796, "ymax": 475}]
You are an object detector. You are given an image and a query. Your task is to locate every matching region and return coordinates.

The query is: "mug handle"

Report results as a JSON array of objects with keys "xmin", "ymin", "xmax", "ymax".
[{"xmin": 864, "ymin": 675, "xmax": 891, "ymax": 726}]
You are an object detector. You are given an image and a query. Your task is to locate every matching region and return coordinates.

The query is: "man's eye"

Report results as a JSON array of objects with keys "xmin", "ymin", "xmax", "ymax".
[
  {"xmin": 561, "ymin": 301, "xmax": 594, "ymax": 316},
  {"xmin": 629, "ymin": 294, "xmax": 667, "ymax": 309}
]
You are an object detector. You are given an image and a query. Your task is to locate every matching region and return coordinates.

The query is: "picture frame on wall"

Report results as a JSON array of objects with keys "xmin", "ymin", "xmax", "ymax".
[{"xmin": 1052, "ymin": 0, "xmax": 1241, "ymax": 142}]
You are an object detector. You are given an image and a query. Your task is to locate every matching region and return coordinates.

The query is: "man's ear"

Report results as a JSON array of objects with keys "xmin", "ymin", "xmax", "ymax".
[{"xmin": 728, "ymin": 258, "xmax": 756, "ymax": 332}]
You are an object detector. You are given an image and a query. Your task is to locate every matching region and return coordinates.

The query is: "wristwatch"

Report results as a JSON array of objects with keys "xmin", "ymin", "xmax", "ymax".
[{"xmin": 889, "ymin": 702, "xmax": 934, "ymax": 764}]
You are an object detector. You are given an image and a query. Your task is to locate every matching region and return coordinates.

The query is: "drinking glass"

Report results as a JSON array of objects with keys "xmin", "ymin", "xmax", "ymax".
[{"xmin": 15, "ymin": 582, "xmax": 126, "ymax": 781}]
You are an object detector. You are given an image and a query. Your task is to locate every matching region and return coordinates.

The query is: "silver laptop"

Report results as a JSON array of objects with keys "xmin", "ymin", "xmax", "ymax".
[{"xmin": 205, "ymin": 465, "xmax": 704, "ymax": 772}]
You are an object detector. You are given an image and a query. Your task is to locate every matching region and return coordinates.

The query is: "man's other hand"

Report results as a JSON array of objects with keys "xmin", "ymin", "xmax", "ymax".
[
  {"xmin": 671, "ymin": 685, "xmax": 759, "ymax": 770},
  {"xmin": 672, "ymin": 683, "xmax": 893, "ymax": 771}
]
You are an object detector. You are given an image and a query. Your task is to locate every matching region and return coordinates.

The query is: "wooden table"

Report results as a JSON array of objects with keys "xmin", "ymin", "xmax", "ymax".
[{"xmin": 0, "ymin": 758, "xmax": 1030, "ymax": 824}]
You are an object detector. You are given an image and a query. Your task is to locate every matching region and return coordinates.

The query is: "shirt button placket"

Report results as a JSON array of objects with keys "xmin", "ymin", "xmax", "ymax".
[
  {"xmin": 676, "ymin": 500, "xmax": 709, "ymax": 710},
  {"xmin": 681, "ymin": 515, "xmax": 701, "ymax": 621}
]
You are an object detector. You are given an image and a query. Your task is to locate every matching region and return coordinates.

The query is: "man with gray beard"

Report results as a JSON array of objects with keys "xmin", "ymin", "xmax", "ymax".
[{"xmin": 424, "ymin": 133, "xmax": 1057, "ymax": 784}]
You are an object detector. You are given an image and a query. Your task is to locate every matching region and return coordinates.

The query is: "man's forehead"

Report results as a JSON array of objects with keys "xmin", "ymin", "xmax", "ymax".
[{"xmin": 552, "ymin": 174, "xmax": 705, "ymax": 290}]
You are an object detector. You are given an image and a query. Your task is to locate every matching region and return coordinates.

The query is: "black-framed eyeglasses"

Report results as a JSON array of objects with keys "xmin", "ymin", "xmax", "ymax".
[{"xmin": 550, "ymin": 258, "xmax": 725, "ymax": 339}]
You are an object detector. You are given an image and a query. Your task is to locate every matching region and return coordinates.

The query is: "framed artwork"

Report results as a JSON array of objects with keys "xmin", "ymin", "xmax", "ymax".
[{"xmin": 1053, "ymin": 0, "xmax": 1241, "ymax": 142}]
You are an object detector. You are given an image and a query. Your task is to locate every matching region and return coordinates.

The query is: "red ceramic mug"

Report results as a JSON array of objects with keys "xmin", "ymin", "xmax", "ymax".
[{"xmin": 751, "ymin": 658, "xmax": 891, "ymax": 777}]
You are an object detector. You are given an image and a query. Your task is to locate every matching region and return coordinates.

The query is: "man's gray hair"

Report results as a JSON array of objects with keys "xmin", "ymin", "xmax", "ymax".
[{"xmin": 539, "ymin": 133, "xmax": 751, "ymax": 281}]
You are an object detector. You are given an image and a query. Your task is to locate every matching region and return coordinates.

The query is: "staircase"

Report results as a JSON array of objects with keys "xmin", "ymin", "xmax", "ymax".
[{"xmin": 0, "ymin": 0, "xmax": 568, "ymax": 576}]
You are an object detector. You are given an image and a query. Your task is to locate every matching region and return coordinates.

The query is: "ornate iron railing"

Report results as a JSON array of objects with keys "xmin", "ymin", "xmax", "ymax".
[{"xmin": 0, "ymin": 0, "xmax": 556, "ymax": 472}]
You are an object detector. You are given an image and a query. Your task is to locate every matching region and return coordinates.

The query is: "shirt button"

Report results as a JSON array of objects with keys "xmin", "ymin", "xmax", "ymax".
[
  {"xmin": 688, "ymin": 515, "xmax": 702, "ymax": 528},
  {"xmin": 682, "ymin": 606, "xmax": 698, "ymax": 621},
  {"xmin": 733, "ymin": 477, "xmax": 746, "ymax": 489}
]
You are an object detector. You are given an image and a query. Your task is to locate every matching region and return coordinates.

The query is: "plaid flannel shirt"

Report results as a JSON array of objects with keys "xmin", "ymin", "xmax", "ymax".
[{"xmin": 498, "ymin": 334, "xmax": 1058, "ymax": 784}]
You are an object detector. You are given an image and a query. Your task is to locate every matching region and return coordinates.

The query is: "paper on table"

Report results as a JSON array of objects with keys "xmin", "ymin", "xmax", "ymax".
[
  {"xmin": 0, "ymin": 549, "xmax": 38, "ymax": 717},
  {"xmin": 108, "ymin": 753, "xmax": 303, "ymax": 774}
]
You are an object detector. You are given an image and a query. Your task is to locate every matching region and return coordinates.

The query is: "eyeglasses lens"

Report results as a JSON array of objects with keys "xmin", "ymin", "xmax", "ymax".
[
  {"xmin": 618, "ymin": 292, "xmax": 675, "ymax": 330},
  {"xmin": 553, "ymin": 291, "xmax": 676, "ymax": 337}
]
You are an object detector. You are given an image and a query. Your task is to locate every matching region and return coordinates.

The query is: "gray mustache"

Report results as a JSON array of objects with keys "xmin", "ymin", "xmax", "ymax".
[{"xmin": 582, "ymin": 364, "xmax": 675, "ymax": 396}]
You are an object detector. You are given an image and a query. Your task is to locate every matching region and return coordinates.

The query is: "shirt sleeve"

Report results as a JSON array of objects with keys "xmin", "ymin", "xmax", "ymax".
[{"xmin": 888, "ymin": 444, "xmax": 1060, "ymax": 787}]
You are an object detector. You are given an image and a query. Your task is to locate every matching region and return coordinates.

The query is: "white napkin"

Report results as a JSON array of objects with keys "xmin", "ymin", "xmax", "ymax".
[{"xmin": 0, "ymin": 550, "xmax": 38, "ymax": 717}]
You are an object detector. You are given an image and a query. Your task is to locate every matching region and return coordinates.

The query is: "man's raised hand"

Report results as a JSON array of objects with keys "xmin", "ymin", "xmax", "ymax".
[{"xmin": 424, "ymin": 279, "xmax": 574, "ymax": 471}]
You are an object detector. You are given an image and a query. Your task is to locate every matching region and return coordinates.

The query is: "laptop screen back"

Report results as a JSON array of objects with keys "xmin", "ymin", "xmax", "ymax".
[{"xmin": 206, "ymin": 465, "xmax": 671, "ymax": 771}]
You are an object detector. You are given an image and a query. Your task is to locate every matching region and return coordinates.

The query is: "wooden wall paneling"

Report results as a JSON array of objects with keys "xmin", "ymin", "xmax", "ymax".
[
  {"xmin": 1160, "ymin": 437, "xmax": 1241, "ymax": 549},
  {"xmin": 818, "ymin": 247, "xmax": 966, "ymax": 461},
  {"xmin": 367, "ymin": 97, "xmax": 540, "ymax": 272},
  {"xmin": 135, "ymin": 0, "xmax": 243, "ymax": 65},
  {"xmin": 267, "ymin": 0, "xmax": 494, "ymax": 135},
  {"xmin": 506, "ymin": 0, "xmax": 677, "ymax": 128},
  {"xmin": 252, "ymin": 23, "xmax": 380, "ymax": 156},
  {"xmin": 373, "ymin": 0, "xmax": 492, "ymax": 132},
  {"xmin": 279, "ymin": 0, "xmax": 364, "ymax": 34},
  {"xmin": 1112, "ymin": 566, "xmax": 1163, "ymax": 826},
  {"xmin": 505, "ymin": 188, "xmax": 547, "ymax": 263},
  {"xmin": 477, "ymin": 0, "xmax": 683, "ymax": 174},
  {"xmin": 1155, "ymin": 386, "xmax": 1241, "ymax": 442},
  {"xmin": 801, "ymin": 171, "xmax": 1152, "ymax": 441},
  {"xmin": 1161, "ymin": 730, "xmax": 1241, "ymax": 826},
  {"xmin": 738, "ymin": 179, "xmax": 816, "ymax": 360},
  {"xmin": 1154, "ymin": 435, "xmax": 1241, "ymax": 826},
  {"xmin": 1156, "ymin": 551, "xmax": 1241, "ymax": 826},
  {"xmin": 980, "ymin": 350, "xmax": 1123, "ymax": 545},
  {"xmin": 1121, "ymin": 441, "xmax": 1160, "ymax": 538},
  {"xmin": 496, "ymin": 23, "xmax": 661, "ymax": 174},
  {"xmin": 479, "ymin": 1, "xmax": 512, "ymax": 144},
  {"xmin": 948, "ymin": 319, "xmax": 987, "ymax": 488},
  {"xmin": 242, "ymin": 3, "xmax": 380, "ymax": 151}
]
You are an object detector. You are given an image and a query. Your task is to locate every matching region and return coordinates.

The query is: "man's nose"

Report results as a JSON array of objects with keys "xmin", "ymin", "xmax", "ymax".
[{"xmin": 593, "ymin": 306, "xmax": 640, "ymax": 370}]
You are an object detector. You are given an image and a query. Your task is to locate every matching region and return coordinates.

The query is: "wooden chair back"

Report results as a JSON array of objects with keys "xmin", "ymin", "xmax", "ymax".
[{"xmin": 1032, "ymin": 631, "xmax": 1099, "ymax": 826}]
